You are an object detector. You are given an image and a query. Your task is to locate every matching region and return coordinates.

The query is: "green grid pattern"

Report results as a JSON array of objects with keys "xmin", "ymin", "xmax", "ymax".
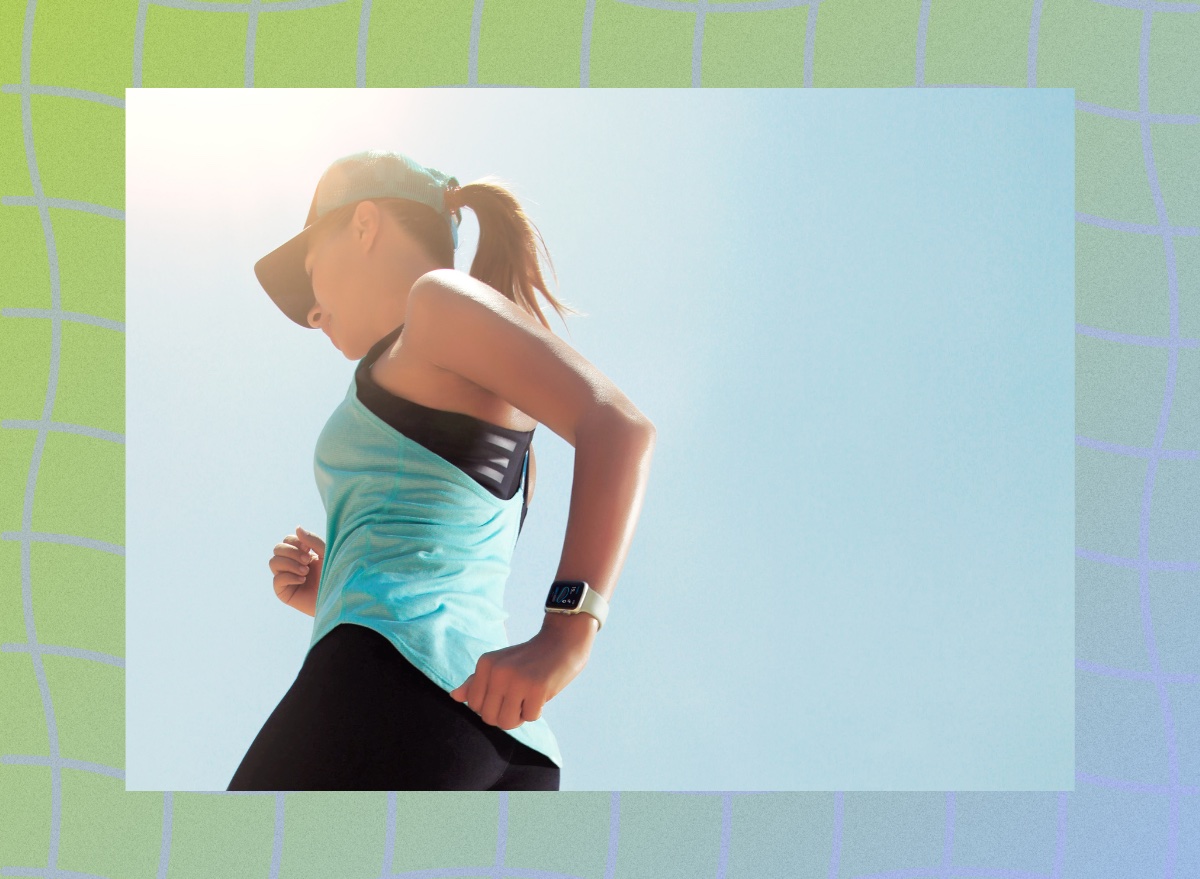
[{"xmin": 2, "ymin": 0, "xmax": 1198, "ymax": 876}]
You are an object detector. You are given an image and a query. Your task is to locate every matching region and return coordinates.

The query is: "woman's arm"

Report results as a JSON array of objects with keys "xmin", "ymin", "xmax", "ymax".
[
  {"xmin": 404, "ymin": 270, "xmax": 656, "ymax": 645},
  {"xmin": 537, "ymin": 405, "xmax": 654, "ymax": 649},
  {"xmin": 527, "ymin": 444, "xmax": 535, "ymax": 505}
]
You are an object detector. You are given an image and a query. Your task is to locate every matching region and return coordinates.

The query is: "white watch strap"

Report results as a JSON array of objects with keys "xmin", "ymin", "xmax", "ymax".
[{"xmin": 579, "ymin": 585, "xmax": 609, "ymax": 630}]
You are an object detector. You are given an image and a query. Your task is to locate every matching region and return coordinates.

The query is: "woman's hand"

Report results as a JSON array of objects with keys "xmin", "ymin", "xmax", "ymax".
[
  {"xmin": 270, "ymin": 525, "xmax": 325, "ymax": 613},
  {"xmin": 449, "ymin": 616, "xmax": 596, "ymax": 730}
]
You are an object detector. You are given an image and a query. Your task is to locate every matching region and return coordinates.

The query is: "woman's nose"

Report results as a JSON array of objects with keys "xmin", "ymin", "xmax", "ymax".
[{"xmin": 307, "ymin": 305, "xmax": 322, "ymax": 328}]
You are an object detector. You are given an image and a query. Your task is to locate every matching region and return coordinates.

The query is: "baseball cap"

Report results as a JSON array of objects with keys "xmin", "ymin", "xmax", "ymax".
[{"xmin": 254, "ymin": 149, "xmax": 463, "ymax": 328}]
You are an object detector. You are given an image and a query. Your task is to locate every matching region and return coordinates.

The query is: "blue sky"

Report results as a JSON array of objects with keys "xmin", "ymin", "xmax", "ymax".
[{"xmin": 126, "ymin": 87, "xmax": 1074, "ymax": 791}]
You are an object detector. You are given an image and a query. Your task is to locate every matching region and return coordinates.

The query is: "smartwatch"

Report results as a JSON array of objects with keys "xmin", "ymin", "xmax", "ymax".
[{"xmin": 544, "ymin": 579, "xmax": 609, "ymax": 631}]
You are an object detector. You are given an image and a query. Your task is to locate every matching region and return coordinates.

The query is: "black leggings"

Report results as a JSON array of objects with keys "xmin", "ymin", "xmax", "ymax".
[{"xmin": 227, "ymin": 623, "xmax": 560, "ymax": 791}]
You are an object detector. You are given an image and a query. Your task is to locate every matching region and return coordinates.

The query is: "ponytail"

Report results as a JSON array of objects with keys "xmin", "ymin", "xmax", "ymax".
[{"xmin": 451, "ymin": 176, "xmax": 583, "ymax": 332}]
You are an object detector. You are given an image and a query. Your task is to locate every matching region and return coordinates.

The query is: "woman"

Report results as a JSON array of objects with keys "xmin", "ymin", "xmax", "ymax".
[{"xmin": 226, "ymin": 149, "xmax": 655, "ymax": 791}]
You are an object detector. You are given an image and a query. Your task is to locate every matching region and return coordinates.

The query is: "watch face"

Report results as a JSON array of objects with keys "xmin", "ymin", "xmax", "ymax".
[{"xmin": 547, "ymin": 581, "xmax": 585, "ymax": 610}]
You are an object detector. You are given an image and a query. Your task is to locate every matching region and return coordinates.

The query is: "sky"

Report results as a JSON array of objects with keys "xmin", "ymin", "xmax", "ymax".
[{"xmin": 126, "ymin": 87, "xmax": 1074, "ymax": 792}]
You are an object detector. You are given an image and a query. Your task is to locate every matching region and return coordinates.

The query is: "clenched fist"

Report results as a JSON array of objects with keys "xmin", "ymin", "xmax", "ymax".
[{"xmin": 270, "ymin": 525, "xmax": 326, "ymax": 613}]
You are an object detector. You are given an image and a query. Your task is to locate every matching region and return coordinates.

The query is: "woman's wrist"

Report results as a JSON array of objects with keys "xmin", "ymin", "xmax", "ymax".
[{"xmin": 539, "ymin": 609, "xmax": 600, "ymax": 645}]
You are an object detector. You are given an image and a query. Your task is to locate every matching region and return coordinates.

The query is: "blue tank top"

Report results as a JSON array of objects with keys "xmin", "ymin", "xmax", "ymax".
[{"xmin": 307, "ymin": 327, "xmax": 563, "ymax": 769}]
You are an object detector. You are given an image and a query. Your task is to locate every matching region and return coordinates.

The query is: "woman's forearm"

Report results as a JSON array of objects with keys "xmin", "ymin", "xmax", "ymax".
[{"xmin": 539, "ymin": 404, "xmax": 656, "ymax": 644}]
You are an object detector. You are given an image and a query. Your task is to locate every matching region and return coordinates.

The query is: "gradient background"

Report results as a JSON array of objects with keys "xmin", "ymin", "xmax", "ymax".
[
  {"xmin": 2, "ymin": 1, "xmax": 1198, "ymax": 876},
  {"xmin": 126, "ymin": 87, "xmax": 1074, "ymax": 793}
]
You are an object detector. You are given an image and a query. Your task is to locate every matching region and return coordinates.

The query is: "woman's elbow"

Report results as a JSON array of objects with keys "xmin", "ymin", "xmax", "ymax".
[
  {"xmin": 578, "ymin": 404, "xmax": 655, "ymax": 447},
  {"xmin": 635, "ymin": 415, "xmax": 656, "ymax": 444},
  {"xmin": 613, "ymin": 406, "xmax": 656, "ymax": 443},
  {"xmin": 621, "ymin": 411, "xmax": 657, "ymax": 456}
]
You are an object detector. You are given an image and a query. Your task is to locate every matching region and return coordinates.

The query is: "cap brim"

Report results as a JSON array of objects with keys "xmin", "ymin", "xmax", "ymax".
[{"xmin": 254, "ymin": 226, "xmax": 317, "ymax": 329}]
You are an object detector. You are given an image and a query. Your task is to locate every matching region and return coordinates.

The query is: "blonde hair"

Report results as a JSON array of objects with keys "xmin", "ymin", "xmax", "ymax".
[{"xmin": 310, "ymin": 176, "xmax": 584, "ymax": 333}]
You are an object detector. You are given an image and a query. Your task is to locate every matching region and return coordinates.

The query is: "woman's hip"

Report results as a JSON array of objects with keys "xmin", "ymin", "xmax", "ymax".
[{"xmin": 227, "ymin": 623, "xmax": 558, "ymax": 790}]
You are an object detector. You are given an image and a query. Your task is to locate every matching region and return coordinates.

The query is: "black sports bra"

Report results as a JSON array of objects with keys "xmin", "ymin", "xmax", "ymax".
[{"xmin": 354, "ymin": 323, "xmax": 535, "ymax": 534}]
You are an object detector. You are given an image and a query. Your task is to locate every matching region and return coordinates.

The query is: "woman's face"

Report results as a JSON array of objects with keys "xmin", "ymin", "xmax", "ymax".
[
  {"xmin": 303, "ymin": 201, "xmax": 440, "ymax": 359},
  {"xmin": 303, "ymin": 217, "xmax": 373, "ymax": 356}
]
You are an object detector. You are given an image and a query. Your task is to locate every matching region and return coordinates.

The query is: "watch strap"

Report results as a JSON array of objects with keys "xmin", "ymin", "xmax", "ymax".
[{"xmin": 578, "ymin": 584, "xmax": 609, "ymax": 631}]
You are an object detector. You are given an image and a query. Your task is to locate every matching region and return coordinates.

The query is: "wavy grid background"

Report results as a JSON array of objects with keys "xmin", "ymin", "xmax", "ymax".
[{"xmin": 0, "ymin": 0, "xmax": 1196, "ymax": 875}]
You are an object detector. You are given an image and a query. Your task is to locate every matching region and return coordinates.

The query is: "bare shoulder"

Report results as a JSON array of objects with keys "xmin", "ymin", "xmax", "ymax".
[
  {"xmin": 404, "ymin": 269, "xmax": 649, "ymax": 447},
  {"xmin": 408, "ymin": 268, "xmax": 530, "ymax": 328}
]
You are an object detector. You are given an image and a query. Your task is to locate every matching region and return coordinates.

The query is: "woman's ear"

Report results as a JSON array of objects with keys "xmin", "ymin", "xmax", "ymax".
[
  {"xmin": 352, "ymin": 200, "xmax": 380, "ymax": 234},
  {"xmin": 349, "ymin": 200, "xmax": 384, "ymax": 254}
]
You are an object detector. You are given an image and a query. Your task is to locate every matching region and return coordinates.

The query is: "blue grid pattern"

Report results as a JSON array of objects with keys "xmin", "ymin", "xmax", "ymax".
[{"xmin": 0, "ymin": 0, "xmax": 1197, "ymax": 876}]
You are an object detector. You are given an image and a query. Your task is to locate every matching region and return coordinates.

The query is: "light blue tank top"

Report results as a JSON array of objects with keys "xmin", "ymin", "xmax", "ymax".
[{"xmin": 308, "ymin": 370, "xmax": 563, "ymax": 769}]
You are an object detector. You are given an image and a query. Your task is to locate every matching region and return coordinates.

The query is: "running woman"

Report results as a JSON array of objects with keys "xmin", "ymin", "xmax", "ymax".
[{"xmin": 226, "ymin": 150, "xmax": 655, "ymax": 791}]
